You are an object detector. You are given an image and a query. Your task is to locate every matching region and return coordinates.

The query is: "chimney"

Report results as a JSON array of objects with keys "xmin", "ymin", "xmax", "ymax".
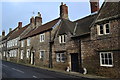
[
  {"xmin": 35, "ymin": 12, "xmax": 42, "ymax": 27},
  {"xmin": 9, "ymin": 28, "xmax": 12, "ymax": 32},
  {"xmin": 18, "ymin": 22, "xmax": 22, "ymax": 29},
  {"xmin": 90, "ymin": 0, "xmax": 99, "ymax": 13},
  {"xmin": 30, "ymin": 16, "xmax": 35, "ymax": 25},
  {"xmin": 60, "ymin": 2, "xmax": 69, "ymax": 19},
  {"xmin": 2, "ymin": 30, "xmax": 5, "ymax": 37}
]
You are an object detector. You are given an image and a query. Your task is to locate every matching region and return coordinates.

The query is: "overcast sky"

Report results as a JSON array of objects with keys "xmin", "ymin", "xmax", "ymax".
[{"xmin": 1, "ymin": 1, "xmax": 103, "ymax": 35}]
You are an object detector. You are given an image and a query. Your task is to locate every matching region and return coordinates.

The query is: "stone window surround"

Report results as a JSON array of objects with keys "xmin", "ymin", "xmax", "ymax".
[
  {"xmin": 9, "ymin": 50, "xmax": 17, "ymax": 57},
  {"xmin": 26, "ymin": 49, "xmax": 30, "ymax": 58},
  {"xmin": 27, "ymin": 38, "xmax": 30, "ymax": 46},
  {"xmin": 21, "ymin": 40, "xmax": 24, "ymax": 47},
  {"xmin": 56, "ymin": 52, "xmax": 66, "ymax": 62},
  {"xmin": 97, "ymin": 22, "xmax": 110, "ymax": 35},
  {"xmin": 59, "ymin": 34, "xmax": 66, "ymax": 44},
  {"xmin": 21, "ymin": 50, "xmax": 24, "ymax": 59},
  {"xmin": 7, "ymin": 38, "xmax": 18, "ymax": 48},
  {"xmin": 40, "ymin": 33, "xmax": 45, "ymax": 42},
  {"xmin": 39, "ymin": 50, "xmax": 45, "ymax": 59},
  {"xmin": 100, "ymin": 52, "xmax": 113, "ymax": 67}
]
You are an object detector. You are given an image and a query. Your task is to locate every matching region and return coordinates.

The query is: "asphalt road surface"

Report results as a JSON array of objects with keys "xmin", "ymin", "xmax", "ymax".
[{"xmin": 1, "ymin": 60, "xmax": 107, "ymax": 80}]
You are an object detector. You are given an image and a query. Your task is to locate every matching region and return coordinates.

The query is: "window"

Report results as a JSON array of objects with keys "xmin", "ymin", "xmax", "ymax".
[
  {"xmin": 27, "ymin": 38, "xmax": 30, "ymax": 46},
  {"xmin": 26, "ymin": 49, "xmax": 30, "ymax": 58},
  {"xmin": 99, "ymin": 24, "xmax": 104, "ymax": 35},
  {"xmin": 13, "ymin": 50, "xmax": 17, "ymax": 57},
  {"xmin": 15, "ymin": 38, "xmax": 18, "ymax": 46},
  {"xmin": 21, "ymin": 50, "xmax": 24, "ymax": 59},
  {"xmin": 59, "ymin": 34, "xmax": 66, "ymax": 43},
  {"xmin": 40, "ymin": 33, "xmax": 45, "ymax": 42},
  {"xmin": 3, "ymin": 52, "xmax": 5, "ymax": 56},
  {"xmin": 56, "ymin": 53, "xmax": 66, "ymax": 62},
  {"xmin": 97, "ymin": 23, "xmax": 110, "ymax": 35},
  {"xmin": 21, "ymin": 40, "xmax": 24, "ymax": 47},
  {"xmin": 100, "ymin": 52, "xmax": 113, "ymax": 67},
  {"xmin": 39, "ymin": 50, "xmax": 45, "ymax": 59},
  {"xmin": 104, "ymin": 23, "xmax": 110, "ymax": 34}
]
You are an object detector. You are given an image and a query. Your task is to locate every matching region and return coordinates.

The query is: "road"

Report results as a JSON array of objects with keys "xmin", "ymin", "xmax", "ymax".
[{"xmin": 1, "ymin": 60, "xmax": 106, "ymax": 80}]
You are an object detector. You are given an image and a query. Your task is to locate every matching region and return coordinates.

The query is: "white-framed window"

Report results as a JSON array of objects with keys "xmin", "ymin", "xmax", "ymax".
[
  {"xmin": 21, "ymin": 50, "xmax": 24, "ymax": 59},
  {"xmin": 100, "ymin": 52, "xmax": 113, "ymax": 67},
  {"xmin": 97, "ymin": 23, "xmax": 110, "ymax": 35},
  {"xmin": 26, "ymin": 49, "xmax": 30, "ymax": 58},
  {"xmin": 10, "ymin": 41, "xmax": 11, "ymax": 47},
  {"xmin": 21, "ymin": 40, "xmax": 24, "ymax": 47},
  {"xmin": 59, "ymin": 34, "xmax": 66, "ymax": 43},
  {"xmin": 13, "ymin": 50, "xmax": 17, "ymax": 57},
  {"xmin": 15, "ymin": 38, "xmax": 18, "ymax": 46},
  {"xmin": 104, "ymin": 23, "xmax": 110, "ymax": 34},
  {"xmin": 3, "ymin": 51, "xmax": 5, "ymax": 56},
  {"xmin": 27, "ymin": 38, "xmax": 30, "ymax": 46},
  {"xmin": 40, "ymin": 33, "xmax": 45, "ymax": 42},
  {"xmin": 39, "ymin": 50, "xmax": 45, "ymax": 59},
  {"xmin": 56, "ymin": 52, "xmax": 66, "ymax": 62}
]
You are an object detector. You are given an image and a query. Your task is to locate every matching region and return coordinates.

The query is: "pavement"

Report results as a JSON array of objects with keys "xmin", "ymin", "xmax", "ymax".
[{"xmin": 1, "ymin": 60, "xmax": 113, "ymax": 80}]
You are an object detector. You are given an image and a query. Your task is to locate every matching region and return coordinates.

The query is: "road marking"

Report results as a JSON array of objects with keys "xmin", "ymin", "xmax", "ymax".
[
  {"xmin": 2, "ymin": 64, "xmax": 8, "ymax": 67},
  {"xmin": 33, "ymin": 75, "xmax": 37, "ymax": 78},
  {"xmin": 12, "ymin": 68, "xmax": 24, "ymax": 73}
]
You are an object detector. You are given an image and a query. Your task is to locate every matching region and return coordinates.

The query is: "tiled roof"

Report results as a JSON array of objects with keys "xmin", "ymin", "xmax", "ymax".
[
  {"xmin": 2, "ymin": 27, "xmax": 18, "ymax": 41},
  {"xmin": 8, "ymin": 25, "xmax": 29, "ymax": 40},
  {"xmin": 96, "ymin": 1, "xmax": 120, "ymax": 23},
  {"xmin": 73, "ymin": 14, "xmax": 97, "ymax": 37},
  {"xmin": 58, "ymin": 19, "xmax": 75, "ymax": 35},
  {"xmin": 21, "ymin": 18, "xmax": 60, "ymax": 39}
]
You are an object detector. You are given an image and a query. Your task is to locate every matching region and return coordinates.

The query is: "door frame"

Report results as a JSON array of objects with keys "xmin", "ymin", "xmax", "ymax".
[
  {"xmin": 31, "ymin": 51, "xmax": 35, "ymax": 65},
  {"xmin": 70, "ymin": 53, "xmax": 79, "ymax": 72}
]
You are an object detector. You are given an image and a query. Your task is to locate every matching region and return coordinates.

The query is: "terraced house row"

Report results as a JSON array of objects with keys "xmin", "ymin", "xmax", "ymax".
[{"xmin": 0, "ymin": 0, "xmax": 120, "ymax": 78}]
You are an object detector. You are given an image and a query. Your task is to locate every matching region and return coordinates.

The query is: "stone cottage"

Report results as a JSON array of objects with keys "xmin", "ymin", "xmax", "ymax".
[{"xmin": 79, "ymin": 1, "xmax": 120, "ymax": 78}]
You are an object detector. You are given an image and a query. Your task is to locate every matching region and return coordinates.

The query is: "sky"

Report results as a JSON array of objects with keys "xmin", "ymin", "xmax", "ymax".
[{"xmin": 0, "ymin": 1, "xmax": 104, "ymax": 35}]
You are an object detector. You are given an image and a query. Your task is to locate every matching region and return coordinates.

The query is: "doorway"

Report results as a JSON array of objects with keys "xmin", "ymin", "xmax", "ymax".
[
  {"xmin": 31, "ymin": 52, "xmax": 35, "ymax": 65},
  {"xmin": 71, "ymin": 53, "xmax": 79, "ymax": 72}
]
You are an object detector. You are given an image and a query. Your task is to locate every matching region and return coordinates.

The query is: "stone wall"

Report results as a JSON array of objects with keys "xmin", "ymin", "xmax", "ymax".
[{"xmin": 81, "ymin": 19, "xmax": 120, "ymax": 78}]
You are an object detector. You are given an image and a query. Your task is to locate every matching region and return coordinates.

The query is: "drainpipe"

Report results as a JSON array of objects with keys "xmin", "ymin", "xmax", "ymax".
[
  {"xmin": 78, "ymin": 39, "xmax": 83, "ymax": 73},
  {"xmin": 49, "ymin": 30, "xmax": 53, "ymax": 68}
]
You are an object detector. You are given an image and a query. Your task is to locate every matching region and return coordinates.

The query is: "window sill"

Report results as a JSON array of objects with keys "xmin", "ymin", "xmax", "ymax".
[
  {"xmin": 100, "ymin": 65, "xmax": 113, "ymax": 67},
  {"xmin": 98, "ymin": 33, "xmax": 110, "ymax": 36},
  {"xmin": 59, "ymin": 43, "xmax": 66, "ymax": 45}
]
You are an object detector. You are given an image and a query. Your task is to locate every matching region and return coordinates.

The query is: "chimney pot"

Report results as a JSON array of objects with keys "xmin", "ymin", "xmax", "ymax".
[
  {"xmin": 2, "ymin": 30, "xmax": 5, "ymax": 37},
  {"xmin": 61, "ymin": 2, "xmax": 63, "ymax": 5},
  {"xmin": 9, "ymin": 28, "xmax": 12, "ymax": 32},
  {"xmin": 18, "ymin": 22, "xmax": 22, "ymax": 29}
]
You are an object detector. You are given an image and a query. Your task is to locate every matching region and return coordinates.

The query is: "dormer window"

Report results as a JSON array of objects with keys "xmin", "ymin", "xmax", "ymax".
[
  {"xmin": 97, "ymin": 23, "xmax": 110, "ymax": 35},
  {"xmin": 59, "ymin": 34, "xmax": 66, "ymax": 43},
  {"xmin": 105, "ymin": 23, "xmax": 110, "ymax": 34}
]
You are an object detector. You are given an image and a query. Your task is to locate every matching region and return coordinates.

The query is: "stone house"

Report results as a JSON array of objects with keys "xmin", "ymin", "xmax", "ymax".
[
  {"xmin": 0, "ymin": 30, "xmax": 6, "ymax": 60},
  {"xmin": 20, "ymin": 18, "xmax": 60, "ymax": 67},
  {"xmin": 6, "ymin": 22, "xmax": 28, "ymax": 62},
  {"xmin": 18, "ymin": 3, "xmax": 76, "ymax": 70},
  {"xmin": 1, "ymin": 1, "xmax": 120, "ymax": 78},
  {"xmin": 0, "ymin": 28, "xmax": 14, "ymax": 60},
  {"xmin": 79, "ymin": 2, "xmax": 120, "ymax": 78}
]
